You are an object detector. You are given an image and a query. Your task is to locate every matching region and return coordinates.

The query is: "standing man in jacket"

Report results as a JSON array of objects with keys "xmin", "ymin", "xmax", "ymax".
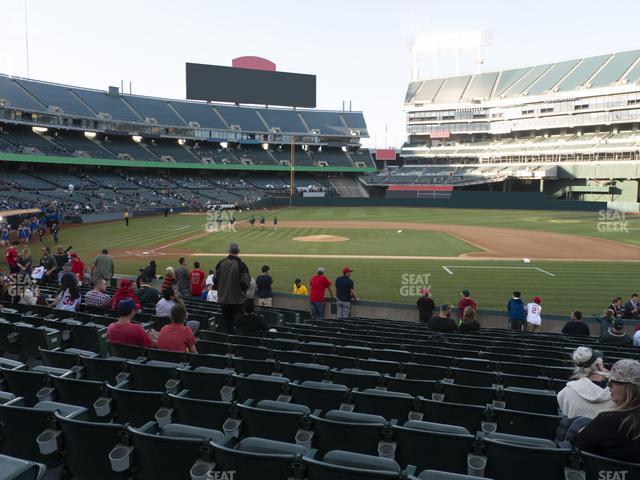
[
  {"xmin": 175, "ymin": 257, "xmax": 191, "ymax": 298},
  {"xmin": 215, "ymin": 243, "xmax": 251, "ymax": 333},
  {"xmin": 507, "ymin": 291, "xmax": 526, "ymax": 330}
]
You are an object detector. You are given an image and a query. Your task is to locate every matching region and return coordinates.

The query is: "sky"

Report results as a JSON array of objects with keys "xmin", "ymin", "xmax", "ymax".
[{"xmin": 1, "ymin": 0, "xmax": 640, "ymax": 148}]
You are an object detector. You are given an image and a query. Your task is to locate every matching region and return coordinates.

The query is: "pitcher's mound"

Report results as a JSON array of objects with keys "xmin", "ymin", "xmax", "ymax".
[{"xmin": 293, "ymin": 234, "xmax": 349, "ymax": 243}]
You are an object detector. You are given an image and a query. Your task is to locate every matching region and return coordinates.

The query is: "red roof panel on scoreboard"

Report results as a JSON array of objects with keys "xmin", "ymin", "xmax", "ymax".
[{"xmin": 232, "ymin": 56, "xmax": 276, "ymax": 72}]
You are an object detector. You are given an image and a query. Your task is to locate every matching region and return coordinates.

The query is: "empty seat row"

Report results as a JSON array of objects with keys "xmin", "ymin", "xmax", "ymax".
[{"xmin": 0, "ymin": 396, "xmax": 637, "ymax": 480}]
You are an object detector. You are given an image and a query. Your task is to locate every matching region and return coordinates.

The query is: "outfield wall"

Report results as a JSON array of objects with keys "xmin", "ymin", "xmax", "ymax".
[{"xmin": 263, "ymin": 191, "xmax": 606, "ymax": 211}]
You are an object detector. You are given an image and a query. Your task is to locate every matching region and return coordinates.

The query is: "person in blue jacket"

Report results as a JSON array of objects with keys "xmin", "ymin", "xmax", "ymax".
[{"xmin": 507, "ymin": 291, "xmax": 526, "ymax": 330}]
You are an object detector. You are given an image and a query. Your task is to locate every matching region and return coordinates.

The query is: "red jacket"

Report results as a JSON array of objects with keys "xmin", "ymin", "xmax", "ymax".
[
  {"xmin": 71, "ymin": 259, "xmax": 85, "ymax": 282},
  {"xmin": 458, "ymin": 297, "xmax": 478, "ymax": 320},
  {"xmin": 5, "ymin": 246, "xmax": 18, "ymax": 267}
]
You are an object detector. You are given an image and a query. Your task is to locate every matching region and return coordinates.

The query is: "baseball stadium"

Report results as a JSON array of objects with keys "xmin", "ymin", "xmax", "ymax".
[{"xmin": 0, "ymin": 3, "xmax": 639, "ymax": 480}]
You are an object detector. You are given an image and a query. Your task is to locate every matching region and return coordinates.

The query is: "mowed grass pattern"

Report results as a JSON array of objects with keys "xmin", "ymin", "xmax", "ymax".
[
  {"xmin": 2, "ymin": 207, "xmax": 638, "ymax": 315},
  {"xmin": 273, "ymin": 206, "xmax": 640, "ymax": 246},
  {"xmin": 183, "ymin": 228, "xmax": 477, "ymax": 256}
]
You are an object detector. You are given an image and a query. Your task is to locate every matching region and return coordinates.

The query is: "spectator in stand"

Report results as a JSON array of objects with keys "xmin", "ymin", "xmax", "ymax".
[
  {"xmin": 255, "ymin": 265, "xmax": 273, "ymax": 307},
  {"xmin": 562, "ymin": 310, "xmax": 591, "ymax": 336},
  {"xmin": 47, "ymin": 273, "xmax": 81, "ymax": 312},
  {"xmin": 507, "ymin": 291, "xmax": 526, "ymax": 330},
  {"xmin": 69, "ymin": 252, "xmax": 85, "ymax": 285},
  {"xmin": 574, "ymin": 359, "xmax": 640, "ymax": 462},
  {"xmin": 292, "ymin": 279, "xmax": 308, "ymax": 295},
  {"xmin": 335, "ymin": 267, "xmax": 358, "ymax": 320},
  {"xmin": 526, "ymin": 296, "xmax": 543, "ymax": 332},
  {"xmin": 609, "ymin": 296, "xmax": 624, "ymax": 319},
  {"xmin": 175, "ymin": 257, "xmax": 191, "ymax": 297},
  {"xmin": 459, "ymin": 306, "xmax": 480, "ymax": 332},
  {"xmin": 110, "ymin": 279, "xmax": 142, "ymax": 312},
  {"xmin": 40, "ymin": 246, "xmax": 58, "ymax": 284},
  {"xmin": 234, "ymin": 299, "xmax": 268, "ymax": 337},
  {"xmin": 215, "ymin": 243, "xmax": 251, "ymax": 333},
  {"xmin": 140, "ymin": 260, "xmax": 157, "ymax": 282},
  {"xmin": 457, "ymin": 289, "xmax": 477, "ymax": 325},
  {"xmin": 205, "ymin": 270, "xmax": 215, "ymax": 288},
  {"xmin": 248, "ymin": 277, "xmax": 258, "ymax": 299},
  {"xmin": 189, "ymin": 261, "xmax": 206, "ymax": 297},
  {"xmin": 417, "ymin": 289, "xmax": 435, "ymax": 324},
  {"xmin": 599, "ymin": 308, "xmax": 616, "ymax": 334},
  {"xmin": 623, "ymin": 293, "xmax": 640, "ymax": 320},
  {"xmin": 557, "ymin": 347, "xmax": 613, "ymax": 419},
  {"xmin": 57, "ymin": 262, "xmax": 73, "ymax": 284},
  {"xmin": 17, "ymin": 247, "xmax": 32, "ymax": 275},
  {"xmin": 5, "ymin": 242, "xmax": 19, "ymax": 274},
  {"xmin": 162, "ymin": 267, "xmax": 176, "ymax": 292},
  {"xmin": 427, "ymin": 304, "xmax": 457, "ymax": 333},
  {"xmin": 136, "ymin": 279, "xmax": 160, "ymax": 307},
  {"xmin": 156, "ymin": 287, "xmax": 200, "ymax": 333},
  {"xmin": 106, "ymin": 298, "xmax": 155, "ymax": 347},
  {"xmin": 92, "ymin": 248, "xmax": 114, "ymax": 283},
  {"xmin": 599, "ymin": 319, "xmax": 633, "ymax": 346},
  {"xmin": 634, "ymin": 329, "xmax": 640, "ymax": 347},
  {"xmin": 53, "ymin": 245, "xmax": 70, "ymax": 273},
  {"xmin": 205, "ymin": 284, "xmax": 218, "ymax": 302},
  {"xmin": 157, "ymin": 304, "xmax": 197, "ymax": 353},
  {"xmin": 309, "ymin": 267, "xmax": 333, "ymax": 320},
  {"xmin": 156, "ymin": 288, "xmax": 181, "ymax": 317},
  {"xmin": 84, "ymin": 277, "xmax": 112, "ymax": 309}
]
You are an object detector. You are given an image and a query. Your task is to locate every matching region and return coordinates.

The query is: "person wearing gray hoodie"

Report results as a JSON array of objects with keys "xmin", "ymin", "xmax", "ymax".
[{"xmin": 557, "ymin": 347, "xmax": 615, "ymax": 419}]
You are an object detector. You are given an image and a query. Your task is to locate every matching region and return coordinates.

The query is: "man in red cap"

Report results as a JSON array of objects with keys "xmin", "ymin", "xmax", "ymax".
[
  {"xmin": 526, "ymin": 296, "xmax": 543, "ymax": 332},
  {"xmin": 335, "ymin": 266, "xmax": 358, "ymax": 320}
]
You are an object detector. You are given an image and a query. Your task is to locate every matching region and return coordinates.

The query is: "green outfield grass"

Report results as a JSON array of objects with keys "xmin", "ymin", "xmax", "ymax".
[
  {"xmin": 2, "ymin": 207, "xmax": 639, "ymax": 316},
  {"xmin": 183, "ymin": 228, "xmax": 476, "ymax": 256},
  {"xmin": 272, "ymin": 206, "xmax": 640, "ymax": 246}
]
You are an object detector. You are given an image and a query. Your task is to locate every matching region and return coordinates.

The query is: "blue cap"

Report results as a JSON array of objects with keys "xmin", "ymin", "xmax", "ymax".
[{"xmin": 117, "ymin": 298, "xmax": 136, "ymax": 315}]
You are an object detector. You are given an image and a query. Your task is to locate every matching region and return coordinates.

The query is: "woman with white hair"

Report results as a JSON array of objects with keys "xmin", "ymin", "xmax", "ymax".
[{"xmin": 557, "ymin": 346, "xmax": 614, "ymax": 419}]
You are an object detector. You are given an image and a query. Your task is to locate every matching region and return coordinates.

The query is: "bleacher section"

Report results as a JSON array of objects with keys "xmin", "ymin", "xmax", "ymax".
[
  {"xmin": 0, "ymin": 73, "xmax": 367, "ymax": 140},
  {"xmin": 0, "ymin": 292, "xmax": 638, "ymax": 479},
  {"xmin": 0, "ymin": 165, "xmax": 344, "ymax": 214},
  {"xmin": 406, "ymin": 50, "xmax": 640, "ymax": 105}
]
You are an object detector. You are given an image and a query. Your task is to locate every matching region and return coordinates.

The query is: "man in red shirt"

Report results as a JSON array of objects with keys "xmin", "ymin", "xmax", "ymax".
[
  {"xmin": 157, "ymin": 304, "xmax": 197, "ymax": 352},
  {"xmin": 6, "ymin": 241, "xmax": 19, "ymax": 274},
  {"xmin": 457, "ymin": 289, "xmax": 478, "ymax": 324},
  {"xmin": 106, "ymin": 298, "xmax": 154, "ymax": 347},
  {"xmin": 309, "ymin": 267, "xmax": 333, "ymax": 320},
  {"xmin": 189, "ymin": 261, "xmax": 206, "ymax": 297}
]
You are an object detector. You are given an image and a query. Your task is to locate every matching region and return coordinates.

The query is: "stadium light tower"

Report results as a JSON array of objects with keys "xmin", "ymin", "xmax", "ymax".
[{"xmin": 409, "ymin": 29, "xmax": 492, "ymax": 79}]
